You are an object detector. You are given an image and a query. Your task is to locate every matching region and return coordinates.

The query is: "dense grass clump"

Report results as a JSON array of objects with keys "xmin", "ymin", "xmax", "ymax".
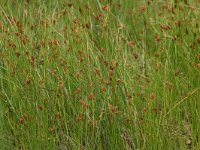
[{"xmin": 0, "ymin": 0, "xmax": 200, "ymax": 149}]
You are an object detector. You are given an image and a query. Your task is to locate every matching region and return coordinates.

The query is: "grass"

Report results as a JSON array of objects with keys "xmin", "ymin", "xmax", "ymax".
[{"xmin": 0, "ymin": 0, "xmax": 200, "ymax": 149}]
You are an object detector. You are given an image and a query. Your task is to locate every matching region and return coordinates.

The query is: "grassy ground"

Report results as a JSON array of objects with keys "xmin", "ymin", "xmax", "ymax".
[{"xmin": 0, "ymin": 0, "xmax": 200, "ymax": 149}]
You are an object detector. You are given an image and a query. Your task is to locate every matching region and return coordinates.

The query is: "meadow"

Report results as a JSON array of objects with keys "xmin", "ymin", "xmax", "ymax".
[{"xmin": 0, "ymin": 0, "xmax": 200, "ymax": 149}]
